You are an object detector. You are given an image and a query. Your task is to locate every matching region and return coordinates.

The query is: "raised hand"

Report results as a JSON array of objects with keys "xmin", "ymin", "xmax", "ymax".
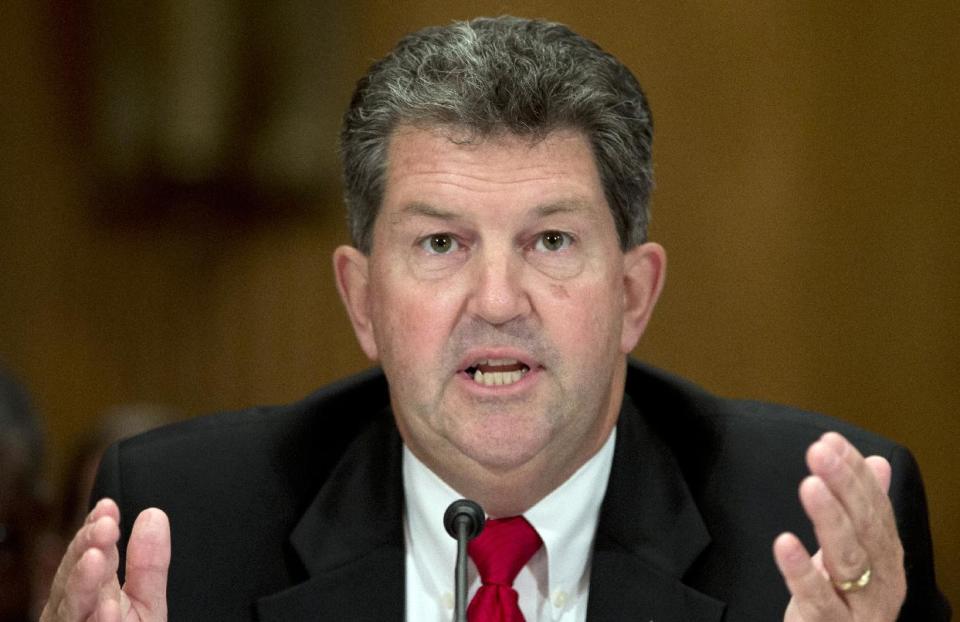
[
  {"xmin": 41, "ymin": 498, "xmax": 170, "ymax": 622},
  {"xmin": 774, "ymin": 432, "xmax": 906, "ymax": 621}
]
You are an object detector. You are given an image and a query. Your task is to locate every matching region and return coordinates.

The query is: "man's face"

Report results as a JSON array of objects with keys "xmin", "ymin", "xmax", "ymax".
[{"xmin": 336, "ymin": 126, "xmax": 663, "ymax": 505}]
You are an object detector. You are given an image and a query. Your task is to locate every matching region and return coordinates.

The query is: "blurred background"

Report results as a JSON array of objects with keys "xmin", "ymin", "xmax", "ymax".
[{"xmin": 2, "ymin": 0, "xmax": 957, "ymax": 616}]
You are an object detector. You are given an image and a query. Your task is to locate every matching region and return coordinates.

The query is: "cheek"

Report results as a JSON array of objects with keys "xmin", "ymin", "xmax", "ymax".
[
  {"xmin": 543, "ymin": 280, "xmax": 623, "ymax": 351},
  {"xmin": 549, "ymin": 283, "xmax": 570, "ymax": 299},
  {"xmin": 372, "ymin": 277, "xmax": 463, "ymax": 366}
]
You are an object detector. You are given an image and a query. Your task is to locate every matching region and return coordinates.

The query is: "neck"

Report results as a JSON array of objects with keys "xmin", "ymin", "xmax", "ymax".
[{"xmin": 413, "ymin": 419, "xmax": 618, "ymax": 517}]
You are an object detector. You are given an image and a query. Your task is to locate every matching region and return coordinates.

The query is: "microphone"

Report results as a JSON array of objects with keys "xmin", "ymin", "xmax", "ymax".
[{"xmin": 444, "ymin": 499, "xmax": 485, "ymax": 622}]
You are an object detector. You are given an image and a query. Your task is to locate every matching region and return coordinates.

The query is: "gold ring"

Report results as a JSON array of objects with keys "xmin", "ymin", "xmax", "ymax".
[{"xmin": 833, "ymin": 567, "xmax": 872, "ymax": 593}]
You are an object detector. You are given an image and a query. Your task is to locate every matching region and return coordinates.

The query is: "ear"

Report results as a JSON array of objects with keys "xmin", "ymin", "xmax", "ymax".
[
  {"xmin": 332, "ymin": 245, "xmax": 379, "ymax": 360},
  {"xmin": 620, "ymin": 242, "xmax": 667, "ymax": 353}
]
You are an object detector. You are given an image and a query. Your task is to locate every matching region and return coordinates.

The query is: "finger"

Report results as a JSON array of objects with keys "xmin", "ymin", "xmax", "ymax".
[
  {"xmin": 43, "ymin": 504, "xmax": 121, "ymax": 621},
  {"xmin": 53, "ymin": 546, "xmax": 113, "ymax": 621},
  {"xmin": 810, "ymin": 548, "xmax": 828, "ymax": 579},
  {"xmin": 816, "ymin": 433, "xmax": 891, "ymax": 518},
  {"xmin": 798, "ymin": 475, "xmax": 870, "ymax": 591},
  {"xmin": 807, "ymin": 435, "xmax": 899, "ymax": 560},
  {"xmin": 97, "ymin": 536, "xmax": 124, "ymax": 620},
  {"xmin": 773, "ymin": 532, "xmax": 849, "ymax": 621},
  {"xmin": 95, "ymin": 597, "xmax": 123, "ymax": 622},
  {"xmin": 48, "ymin": 500, "xmax": 119, "ymax": 593},
  {"xmin": 862, "ymin": 455, "xmax": 906, "ymax": 606},
  {"xmin": 807, "ymin": 436, "xmax": 874, "ymax": 525},
  {"xmin": 865, "ymin": 455, "xmax": 891, "ymax": 493},
  {"xmin": 85, "ymin": 498, "xmax": 120, "ymax": 525},
  {"xmin": 806, "ymin": 434, "xmax": 905, "ymax": 615},
  {"xmin": 122, "ymin": 508, "xmax": 171, "ymax": 617}
]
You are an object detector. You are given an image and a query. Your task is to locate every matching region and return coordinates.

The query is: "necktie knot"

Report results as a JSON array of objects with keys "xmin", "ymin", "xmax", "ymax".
[
  {"xmin": 468, "ymin": 516, "xmax": 542, "ymax": 585},
  {"xmin": 466, "ymin": 516, "xmax": 542, "ymax": 622}
]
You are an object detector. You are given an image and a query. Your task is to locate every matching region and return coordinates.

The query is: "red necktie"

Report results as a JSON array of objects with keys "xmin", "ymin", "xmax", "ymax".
[{"xmin": 467, "ymin": 516, "xmax": 543, "ymax": 622}]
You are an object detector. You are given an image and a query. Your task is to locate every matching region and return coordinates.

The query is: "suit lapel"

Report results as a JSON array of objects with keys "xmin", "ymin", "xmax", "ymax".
[
  {"xmin": 256, "ymin": 414, "xmax": 406, "ymax": 622},
  {"xmin": 587, "ymin": 395, "xmax": 726, "ymax": 622}
]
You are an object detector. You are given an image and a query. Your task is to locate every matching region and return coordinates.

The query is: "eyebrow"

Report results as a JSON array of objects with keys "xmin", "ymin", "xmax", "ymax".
[
  {"xmin": 533, "ymin": 199, "xmax": 593, "ymax": 218},
  {"xmin": 398, "ymin": 202, "xmax": 459, "ymax": 221},
  {"xmin": 388, "ymin": 198, "xmax": 597, "ymax": 227}
]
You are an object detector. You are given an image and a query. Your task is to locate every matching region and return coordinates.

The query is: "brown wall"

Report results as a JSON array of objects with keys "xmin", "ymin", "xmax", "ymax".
[{"xmin": 3, "ymin": 0, "xmax": 957, "ymax": 606}]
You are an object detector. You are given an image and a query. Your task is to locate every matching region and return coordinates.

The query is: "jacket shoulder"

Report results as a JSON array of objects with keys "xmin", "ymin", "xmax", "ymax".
[
  {"xmin": 90, "ymin": 368, "xmax": 393, "ymax": 619},
  {"xmin": 107, "ymin": 367, "xmax": 390, "ymax": 479},
  {"xmin": 625, "ymin": 360, "xmax": 899, "ymax": 459}
]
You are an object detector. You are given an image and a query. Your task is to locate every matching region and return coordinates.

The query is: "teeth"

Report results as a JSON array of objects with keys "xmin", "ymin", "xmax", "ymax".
[
  {"xmin": 473, "ymin": 368, "xmax": 526, "ymax": 386},
  {"xmin": 477, "ymin": 358, "xmax": 517, "ymax": 366}
]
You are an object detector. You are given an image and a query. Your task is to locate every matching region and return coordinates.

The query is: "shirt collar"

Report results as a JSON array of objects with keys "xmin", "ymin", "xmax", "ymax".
[
  {"xmin": 403, "ymin": 444, "xmax": 463, "ymax": 600},
  {"xmin": 523, "ymin": 429, "xmax": 616, "ymax": 596}
]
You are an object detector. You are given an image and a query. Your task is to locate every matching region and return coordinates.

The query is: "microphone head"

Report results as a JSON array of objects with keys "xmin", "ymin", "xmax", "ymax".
[{"xmin": 443, "ymin": 498, "xmax": 485, "ymax": 540}]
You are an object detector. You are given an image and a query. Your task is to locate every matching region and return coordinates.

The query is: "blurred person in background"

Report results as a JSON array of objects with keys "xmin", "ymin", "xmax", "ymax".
[
  {"xmin": 0, "ymin": 367, "xmax": 50, "ymax": 622},
  {"xmin": 56, "ymin": 404, "xmax": 177, "ymax": 538}
]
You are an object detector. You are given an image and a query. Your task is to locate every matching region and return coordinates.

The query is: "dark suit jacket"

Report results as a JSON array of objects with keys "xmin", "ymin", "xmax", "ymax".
[{"xmin": 93, "ymin": 361, "xmax": 950, "ymax": 620}]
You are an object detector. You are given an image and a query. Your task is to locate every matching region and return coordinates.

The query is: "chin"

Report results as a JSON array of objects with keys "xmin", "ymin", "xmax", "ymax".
[{"xmin": 454, "ymin": 427, "xmax": 550, "ymax": 473}]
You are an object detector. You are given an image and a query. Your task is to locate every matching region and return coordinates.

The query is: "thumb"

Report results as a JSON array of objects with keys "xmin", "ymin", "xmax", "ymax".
[{"xmin": 122, "ymin": 508, "xmax": 170, "ymax": 619}]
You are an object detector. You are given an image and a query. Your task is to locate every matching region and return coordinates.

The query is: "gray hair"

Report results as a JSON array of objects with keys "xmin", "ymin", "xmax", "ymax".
[{"xmin": 340, "ymin": 15, "xmax": 654, "ymax": 254}]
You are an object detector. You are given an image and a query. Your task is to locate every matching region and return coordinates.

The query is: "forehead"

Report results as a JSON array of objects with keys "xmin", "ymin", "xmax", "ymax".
[{"xmin": 379, "ymin": 125, "xmax": 609, "ymax": 220}]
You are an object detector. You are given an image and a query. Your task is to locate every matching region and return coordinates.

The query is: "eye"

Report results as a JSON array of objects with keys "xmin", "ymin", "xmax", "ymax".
[
  {"xmin": 535, "ymin": 230, "xmax": 572, "ymax": 252},
  {"xmin": 419, "ymin": 233, "xmax": 460, "ymax": 255}
]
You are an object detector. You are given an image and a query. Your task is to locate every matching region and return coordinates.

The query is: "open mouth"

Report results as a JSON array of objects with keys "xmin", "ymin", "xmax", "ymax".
[{"xmin": 463, "ymin": 358, "xmax": 531, "ymax": 387}]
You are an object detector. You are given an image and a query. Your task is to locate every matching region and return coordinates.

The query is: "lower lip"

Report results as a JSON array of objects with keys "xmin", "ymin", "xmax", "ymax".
[{"xmin": 455, "ymin": 367, "xmax": 542, "ymax": 395}]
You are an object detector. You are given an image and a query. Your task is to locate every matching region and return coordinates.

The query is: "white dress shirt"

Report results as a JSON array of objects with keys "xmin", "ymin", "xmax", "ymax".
[{"xmin": 403, "ymin": 429, "xmax": 616, "ymax": 622}]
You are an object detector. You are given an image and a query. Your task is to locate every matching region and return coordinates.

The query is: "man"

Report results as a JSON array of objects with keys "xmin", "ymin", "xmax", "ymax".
[{"xmin": 42, "ymin": 16, "xmax": 949, "ymax": 621}]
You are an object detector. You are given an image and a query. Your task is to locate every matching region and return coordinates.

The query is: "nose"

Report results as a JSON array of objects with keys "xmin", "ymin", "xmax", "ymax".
[{"xmin": 466, "ymin": 246, "xmax": 532, "ymax": 326}]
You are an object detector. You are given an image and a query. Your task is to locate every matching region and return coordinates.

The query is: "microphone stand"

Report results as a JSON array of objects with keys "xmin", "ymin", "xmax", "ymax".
[{"xmin": 444, "ymin": 499, "xmax": 485, "ymax": 622}]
